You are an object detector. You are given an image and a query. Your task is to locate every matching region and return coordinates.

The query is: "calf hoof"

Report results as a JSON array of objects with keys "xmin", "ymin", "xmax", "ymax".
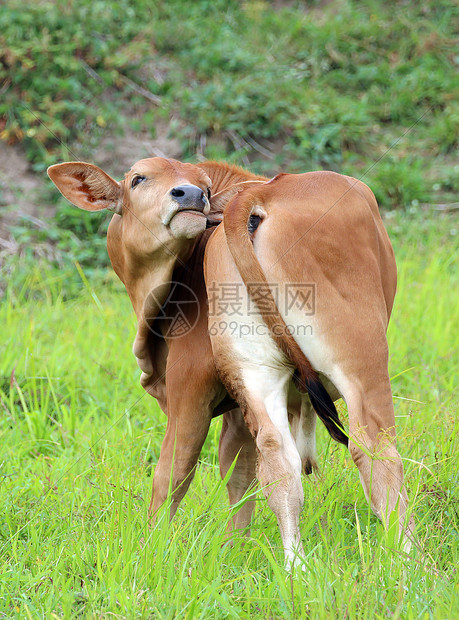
[
  {"xmin": 302, "ymin": 457, "xmax": 318, "ymax": 476},
  {"xmin": 284, "ymin": 546, "xmax": 306, "ymax": 572}
]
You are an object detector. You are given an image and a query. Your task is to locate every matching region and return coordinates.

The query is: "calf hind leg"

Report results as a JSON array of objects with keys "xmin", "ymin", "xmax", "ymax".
[
  {"xmin": 242, "ymin": 371, "xmax": 306, "ymax": 568},
  {"xmin": 256, "ymin": 419, "xmax": 305, "ymax": 568},
  {"xmin": 290, "ymin": 397, "xmax": 318, "ymax": 475},
  {"xmin": 345, "ymin": 380, "xmax": 414, "ymax": 548}
]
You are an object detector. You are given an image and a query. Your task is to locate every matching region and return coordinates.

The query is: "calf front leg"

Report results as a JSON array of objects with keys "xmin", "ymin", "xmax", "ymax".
[
  {"xmin": 289, "ymin": 397, "xmax": 317, "ymax": 475},
  {"xmin": 149, "ymin": 406, "xmax": 212, "ymax": 523},
  {"xmin": 219, "ymin": 408, "xmax": 257, "ymax": 536}
]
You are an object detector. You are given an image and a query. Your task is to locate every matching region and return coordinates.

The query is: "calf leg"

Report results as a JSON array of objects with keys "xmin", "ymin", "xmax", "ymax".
[
  {"xmin": 344, "ymin": 377, "xmax": 414, "ymax": 548},
  {"xmin": 290, "ymin": 397, "xmax": 317, "ymax": 475},
  {"xmin": 242, "ymin": 371, "xmax": 305, "ymax": 568},
  {"xmin": 149, "ymin": 407, "xmax": 211, "ymax": 523},
  {"xmin": 219, "ymin": 408, "xmax": 257, "ymax": 535},
  {"xmin": 256, "ymin": 419, "xmax": 305, "ymax": 568}
]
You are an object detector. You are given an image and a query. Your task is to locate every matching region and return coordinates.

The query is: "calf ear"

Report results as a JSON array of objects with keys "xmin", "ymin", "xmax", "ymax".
[
  {"xmin": 210, "ymin": 180, "xmax": 266, "ymax": 215},
  {"xmin": 47, "ymin": 162, "xmax": 123, "ymax": 214}
]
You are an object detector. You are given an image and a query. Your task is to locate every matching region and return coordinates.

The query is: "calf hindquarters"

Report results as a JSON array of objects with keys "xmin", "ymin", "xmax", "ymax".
[{"xmin": 205, "ymin": 170, "xmax": 414, "ymax": 559}]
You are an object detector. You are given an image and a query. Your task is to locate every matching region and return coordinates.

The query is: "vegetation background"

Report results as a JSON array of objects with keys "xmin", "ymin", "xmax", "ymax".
[{"xmin": 0, "ymin": 0, "xmax": 457, "ymax": 617}]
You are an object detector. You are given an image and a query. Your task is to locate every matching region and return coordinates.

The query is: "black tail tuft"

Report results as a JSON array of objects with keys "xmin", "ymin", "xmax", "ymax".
[{"xmin": 295, "ymin": 371, "xmax": 348, "ymax": 446}]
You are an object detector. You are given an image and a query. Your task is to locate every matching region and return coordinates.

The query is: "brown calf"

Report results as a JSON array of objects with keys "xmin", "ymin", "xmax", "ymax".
[{"xmin": 48, "ymin": 158, "xmax": 413, "ymax": 567}]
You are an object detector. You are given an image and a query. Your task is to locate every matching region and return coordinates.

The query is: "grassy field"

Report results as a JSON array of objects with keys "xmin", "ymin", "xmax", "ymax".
[
  {"xmin": 1, "ymin": 0, "xmax": 457, "ymax": 617},
  {"xmin": 0, "ymin": 209, "xmax": 457, "ymax": 618}
]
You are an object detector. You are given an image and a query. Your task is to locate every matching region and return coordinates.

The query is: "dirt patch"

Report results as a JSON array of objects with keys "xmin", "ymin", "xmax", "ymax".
[
  {"xmin": 0, "ymin": 143, "xmax": 51, "ymax": 252},
  {"xmin": 91, "ymin": 120, "xmax": 183, "ymax": 179}
]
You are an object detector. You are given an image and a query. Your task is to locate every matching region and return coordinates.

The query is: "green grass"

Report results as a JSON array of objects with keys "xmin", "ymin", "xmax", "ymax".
[{"xmin": 0, "ymin": 210, "xmax": 457, "ymax": 618}]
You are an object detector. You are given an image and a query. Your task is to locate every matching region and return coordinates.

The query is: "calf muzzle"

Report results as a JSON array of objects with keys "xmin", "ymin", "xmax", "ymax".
[{"xmin": 170, "ymin": 184, "xmax": 206, "ymax": 209}]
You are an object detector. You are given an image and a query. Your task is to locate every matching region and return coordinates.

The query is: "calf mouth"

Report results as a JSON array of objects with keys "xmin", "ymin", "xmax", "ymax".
[{"xmin": 165, "ymin": 205, "xmax": 208, "ymax": 226}]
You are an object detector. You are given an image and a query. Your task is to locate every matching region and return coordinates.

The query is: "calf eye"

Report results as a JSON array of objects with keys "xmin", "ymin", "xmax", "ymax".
[
  {"xmin": 207, "ymin": 187, "xmax": 211, "ymax": 200},
  {"xmin": 131, "ymin": 175, "xmax": 146, "ymax": 189}
]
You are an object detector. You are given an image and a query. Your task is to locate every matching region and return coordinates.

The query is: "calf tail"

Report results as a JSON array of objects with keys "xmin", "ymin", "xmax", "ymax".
[{"xmin": 224, "ymin": 189, "xmax": 348, "ymax": 446}]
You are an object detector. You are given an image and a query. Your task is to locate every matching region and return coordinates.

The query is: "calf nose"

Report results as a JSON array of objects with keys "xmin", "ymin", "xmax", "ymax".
[{"xmin": 170, "ymin": 184, "xmax": 205, "ymax": 207}]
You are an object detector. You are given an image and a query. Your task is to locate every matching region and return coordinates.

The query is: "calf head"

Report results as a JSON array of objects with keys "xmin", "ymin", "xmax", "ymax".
[{"xmin": 48, "ymin": 157, "xmax": 214, "ymax": 304}]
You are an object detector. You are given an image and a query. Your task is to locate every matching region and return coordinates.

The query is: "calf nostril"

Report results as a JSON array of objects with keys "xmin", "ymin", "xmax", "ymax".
[{"xmin": 171, "ymin": 188, "xmax": 185, "ymax": 198}]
